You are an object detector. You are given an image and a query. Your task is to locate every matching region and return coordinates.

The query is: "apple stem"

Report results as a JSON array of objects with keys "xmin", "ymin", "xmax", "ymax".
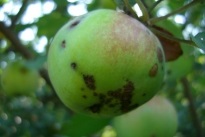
[
  {"xmin": 135, "ymin": 0, "xmax": 149, "ymax": 22},
  {"xmin": 149, "ymin": 27, "xmax": 198, "ymax": 47},
  {"xmin": 123, "ymin": 0, "xmax": 139, "ymax": 19},
  {"xmin": 147, "ymin": 0, "xmax": 200, "ymax": 25},
  {"xmin": 181, "ymin": 77, "xmax": 204, "ymax": 137}
]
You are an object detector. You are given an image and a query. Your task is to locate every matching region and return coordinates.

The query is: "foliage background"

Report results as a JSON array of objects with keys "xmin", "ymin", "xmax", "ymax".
[{"xmin": 0, "ymin": 0, "xmax": 205, "ymax": 137}]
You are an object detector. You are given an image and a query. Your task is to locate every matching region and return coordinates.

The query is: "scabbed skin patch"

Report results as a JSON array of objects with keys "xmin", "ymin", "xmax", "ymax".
[{"xmin": 47, "ymin": 9, "xmax": 165, "ymax": 117}]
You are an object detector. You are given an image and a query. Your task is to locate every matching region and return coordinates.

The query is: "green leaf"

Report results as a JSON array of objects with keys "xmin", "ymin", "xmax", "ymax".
[
  {"xmin": 114, "ymin": 0, "xmax": 136, "ymax": 9},
  {"xmin": 191, "ymin": 32, "xmax": 205, "ymax": 52},
  {"xmin": 59, "ymin": 114, "xmax": 111, "ymax": 137},
  {"xmin": 36, "ymin": 11, "xmax": 70, "ymax": 39},
  {"xmin": 25, "ymin": 55, "xmax": 47, "ymax": 70}
]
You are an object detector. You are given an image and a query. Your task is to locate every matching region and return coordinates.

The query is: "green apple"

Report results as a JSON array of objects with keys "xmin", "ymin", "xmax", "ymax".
[
  {"xmin": 1, "ymin": 60, "xmax": 39, "ymax": 96},
  {"xmin": 47, "ymin": 9, "xmax": 165, "ymax": 117},
  {"xmin": 113, "ymin": 95, "xmax": 178, "ymax": 137}
]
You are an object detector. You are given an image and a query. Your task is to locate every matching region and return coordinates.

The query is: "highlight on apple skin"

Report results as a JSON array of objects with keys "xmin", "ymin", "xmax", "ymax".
[{"xmin": 47, "ymin": 9, "xmax": 165, "ymax": 117}]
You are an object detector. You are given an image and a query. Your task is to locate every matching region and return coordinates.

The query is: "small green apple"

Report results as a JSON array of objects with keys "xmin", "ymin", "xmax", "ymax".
[
  {"xmin": 113, "ymin": 95, "xmax": 178, "ymax": 137},
  {"xmin": 48, "ymin": 9, "xmax": 165, "ymax": 117},
  {"xmin": 1, "ymin": 60, "xmax": 39, "ymax": 96}
]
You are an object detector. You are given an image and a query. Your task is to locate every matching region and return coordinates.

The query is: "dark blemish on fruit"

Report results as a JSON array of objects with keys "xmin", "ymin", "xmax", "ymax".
[
  {"xmin": 106, "ymin": 81, "xmax": 136, "ymax": 112},
  {"xmin": 81, "ymin": 87, "xmax": 85, "ymax": 91},
  {"xmin": 108, "ymin": 89, "xmax": 122, "ymax": 98},
  {"xmin": 149, "ymin": 63, "xmax": 158, "ymax": 77},
  {"xmin": 61, "ymin": 40, "xmax": 66, "ymax": 48},
  {"xmin": 123, "ymin": 80, "xmax": 134, "ymax": 93},
  {"xmin": 83, "ymin": 75, "xmax": 96, "ymax": 90},
  {"xmin": 120, "ymin": 80, "xmax": 135, "ymax": 112},
  {"xmin": 89, "ymin": 103, "xmax": 102, "ymax": 113},
  {"xmin": 157, "ymin": 47, "xmax": 163, "ymax": 63},
  {"xmin": 142, "ymin": 93, "xmax": 146, "ymax": 96},
  {"xmin": 71, "ymin": 62, "xmax": 77, "ymax": 69},
  {"xmin": 82, "ymin": 95, "xmax": 87, "ymax": 99},
  {"xmin": 126, "ymin": 103, "xmax": 139, "ymax": 112},
  {"xmin": 69, "ymin": 20, "xmax": 80, "ymax": 28},
  {"xmin": 108, "ymin": 104, "xmax": 117, "ymax": 108}
]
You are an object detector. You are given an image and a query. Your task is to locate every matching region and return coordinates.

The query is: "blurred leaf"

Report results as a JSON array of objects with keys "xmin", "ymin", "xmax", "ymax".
[
  {"xmin": 166, "ymin": 52, "xmax": 194, "ymax": 81},
  {"xmin": 25, "ymin": 55, "xmax": 47, "ymax": 70},
  {"xmin": 191, "ymin": 32, "xmax": 205, "ymax": 52},
  {"xmin": 36, "ymin": 12, "xmax": 69, "ymax": 39},
  {"xmin": 153, "ymin": 26, "xmax": 183, "ymax": 61},
  {"xmin": 114, "ymin": 0, "xmax": 136, "ymax": 9},
  {"xmin": 87, "ymin": 0, "xmax": 100, "ymax": 11},
  {"xmin": 186, "ymin": 3, "xmax": 205, "ymax": 27},
  {"xmin": 155, "ymin": 19, "xmax": 183, "ymax": 38},
  {"xmin": 166, "ymin": 0, "xmax": 185, "ymax": 10},
  {"xmin": 59, "ymin": 114, "xmax": 111, "ymax": 137}
]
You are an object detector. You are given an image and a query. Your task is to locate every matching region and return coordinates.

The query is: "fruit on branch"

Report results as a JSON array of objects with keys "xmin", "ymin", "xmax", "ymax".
[
  {"xmin": 1, "ymin": 60, "xmax": 39, "ymax": 96},
  {"xmin": 47, "ymin": 9, "xmax": 165, "ymax": 117},
  {"xmin": 113, "ymin": 95, "xmax": 178, "ymax": 137}
]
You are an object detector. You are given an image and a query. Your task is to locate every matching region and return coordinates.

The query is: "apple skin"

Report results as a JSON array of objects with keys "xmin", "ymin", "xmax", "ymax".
[
  {"xmin": 1, "ymin": 60, "xmax": 39, "ymax": 96},
  {"xmin": 113, "ymin": 95, "xmax": 178, "ymax": 137},
  {"xmin": 47, "ymin": 9, "xmax": 165, "ymax": 117}
]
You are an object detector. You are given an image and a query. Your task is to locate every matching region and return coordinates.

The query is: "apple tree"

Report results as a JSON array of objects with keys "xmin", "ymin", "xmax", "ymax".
[{"xmin": 0, "ymin": 0, "xmax": 205, "ymax": 137}]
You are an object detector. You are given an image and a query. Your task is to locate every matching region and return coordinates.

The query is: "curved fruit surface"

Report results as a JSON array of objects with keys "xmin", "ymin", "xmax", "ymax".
[
  {"xmin": 113, "ymin": 95, "xmax": 178, "ymax": 137},
  {"xmin": 47, "ymin": 9, "xmax": 165, "ymax": 117},
  {"xmin": 1, "ymin": 60, "xmax": 39, "ymax": 96}
]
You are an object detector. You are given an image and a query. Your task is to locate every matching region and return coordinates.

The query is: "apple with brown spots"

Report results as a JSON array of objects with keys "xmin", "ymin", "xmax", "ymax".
[{"xmin": 47, "ymin": 9, "xmax": 165, "ymax": 117}]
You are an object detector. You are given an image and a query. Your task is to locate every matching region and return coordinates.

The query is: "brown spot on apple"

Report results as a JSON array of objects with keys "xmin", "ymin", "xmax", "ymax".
[
  {"xmin": 83, "ymin": 74, "xmax": 96, "ymax": 90},
  {"xmin": 123, "ymin": 80, "xmax": 134, "ymax": 93},
  {"xmin": 149, "ymin": 64, "xmax": 158, "ymax": 77},
  {"xmin": 70, "ymin": 62, "xmax": 77, "ymax": 70},
  {"xmin": 69, "ymin": 20, "xmax": 81, "ymax": 28},
  {"xmin": 61, "ymin": 40, "xmax": 66, "ymax": 48},
  {"xmin": 89, "ymin": 103, "xmax": 102, "ymax": 113}
]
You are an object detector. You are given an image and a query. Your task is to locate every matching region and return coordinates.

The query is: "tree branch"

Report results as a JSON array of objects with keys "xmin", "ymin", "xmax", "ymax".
[
  {"xmin": 0, "ymin": 21, "xmax": 33, "ymax": 59},
  {"xmin": 181, "ymin": 77, "xmax": 204, "ymax": 137},
  {"xmin": 148, "ymin": 0, "xmax": 200, "ymax": 25},
  {"xmin": 10, "ymin": 0, "xmax": 29, "ymax": 29},
  {"xmin": 123, "ymin": 0, "xmax": 139, "ymax": 19},
  {"xmin": 135, "ymin": 0, "xmax": 149, "ymax": 21},
  {"xmin": 150, "ymin": 26, "xmax": 197, "ymax": 47}
]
